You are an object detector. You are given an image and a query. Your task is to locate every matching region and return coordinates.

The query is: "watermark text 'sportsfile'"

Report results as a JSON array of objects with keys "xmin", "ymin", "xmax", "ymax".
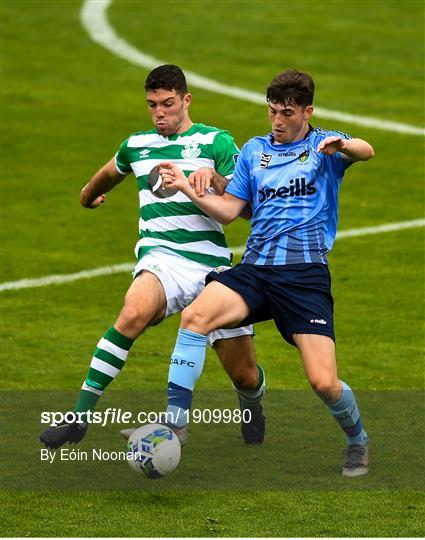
[{"xmin": 40, "ymin": 408, "xmax": 251, "ymax": 427}]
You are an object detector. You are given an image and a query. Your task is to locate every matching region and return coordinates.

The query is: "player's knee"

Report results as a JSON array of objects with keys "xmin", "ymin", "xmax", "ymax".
[
  {"xmin": 181, "ymin": 305, "xmax": 210, "ymax": 334},
  {"xmin": 231, "ymin": 367, "xmax": 259, "ymax": 390},
  {"xmin": 309, "ymin": 376, "xmax": 339, "ymax": 402},
  {"xmin": 116, "ymin": 304, "xmax": 149, "ymax": 335}
]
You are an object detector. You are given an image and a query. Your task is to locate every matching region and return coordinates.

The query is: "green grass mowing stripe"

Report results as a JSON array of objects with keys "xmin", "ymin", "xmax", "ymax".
[
  {"xmin": 81, "ymin": 0, "xmax": 425, "ymax": 136},
  {"xmin": 4, "ymin": 390, "xmax": 424, "ymax": 491},
  {"xmin": 2, "ymin": 389, "xmax": 424, "ymax": 536},
  {"xmin": 1, "ymin": 490, "xmax": 424, "ymax": 537},
  {"xmin": 3, "ymin": 0, "xmax": 424, "ymax": 287},
  {"xmin": 106, "ymin": 0, "xmax": 424, "ymax": 127},
  {"xmin": 1, "ymin": 229, "xmax": 423, "ymax": 391},
  {"xmin": 1, "ymin": 219, "xmax": 424, "ymax": 291}
]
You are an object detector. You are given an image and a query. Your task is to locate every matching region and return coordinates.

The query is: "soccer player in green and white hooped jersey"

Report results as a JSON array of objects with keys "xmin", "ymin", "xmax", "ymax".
[
  {"xmin": 117, "ymin": 121, "xmax": 236, "ymax": 272},
  {"xmin": 39, "ymin": 65, "xmax": 265, "ymax": 450}
]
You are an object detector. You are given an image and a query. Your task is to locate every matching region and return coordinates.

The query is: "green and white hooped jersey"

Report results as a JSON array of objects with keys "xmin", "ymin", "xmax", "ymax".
[{"xmin": 115, "ymin": 123, "xmax": 239, "ymax": 268}]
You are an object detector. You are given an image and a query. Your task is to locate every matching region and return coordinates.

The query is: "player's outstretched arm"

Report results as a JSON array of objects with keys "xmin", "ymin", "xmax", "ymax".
[
  {"xmin": 317, "ymin": 136, "xmax": 374, "ymax": 162},
  {"xmin": 158, "ymin": 162, "xmax": 246, "ymax": 224},
  {"xmin": 80, "ymin": 157, "xmax": 128, "ymax": 209},
  {"xmin": 187, "ymin": 167, "xmax": 229, "ymax": 196}
]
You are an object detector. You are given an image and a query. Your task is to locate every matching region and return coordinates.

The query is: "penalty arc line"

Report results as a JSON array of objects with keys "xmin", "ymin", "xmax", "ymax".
[
  {"xmin": 80, "ymin": 0, "xmax": 425, "ymax": 137},
  {"xmin": 1, "ymin": 219, "xmax": 424, "ymax": 292}
]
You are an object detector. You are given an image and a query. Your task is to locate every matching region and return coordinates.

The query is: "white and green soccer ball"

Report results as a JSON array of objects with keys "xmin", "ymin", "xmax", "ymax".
[{"xmin": 126, "ymin": 424, "xmax": 181, "ymax": 479}]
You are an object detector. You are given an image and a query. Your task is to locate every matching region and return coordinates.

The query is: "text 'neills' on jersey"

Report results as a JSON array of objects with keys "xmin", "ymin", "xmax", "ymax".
[
  {"xmin": 226, "ymin": 126, "xmax": 353, "ymax": 266},
  {"xmin": 258, "ymin": 177, "xmax": 316, "ymax": 202}
]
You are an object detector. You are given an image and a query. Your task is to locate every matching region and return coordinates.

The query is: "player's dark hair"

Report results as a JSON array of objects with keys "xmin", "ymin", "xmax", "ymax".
[
  {"xmin": 144, "ymin": 65, "xmax": 188, "ymax": 96},
  {"xmin": 266, "ymin": 69, "xmax": 314, "ymax": 107}
]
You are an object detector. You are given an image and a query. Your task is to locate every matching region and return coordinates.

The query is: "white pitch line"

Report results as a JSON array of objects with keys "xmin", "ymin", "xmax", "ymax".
[
  {"xmin": 80, "ymin": 0, "xmax": 425, "ymax": 137},
  {"xmin": 0, "ymin": 263, "xmax": 134, "ymax": 293},
  {"xmin": 1, "ymin": 219, "xmax": 424, "ymax": 293}
]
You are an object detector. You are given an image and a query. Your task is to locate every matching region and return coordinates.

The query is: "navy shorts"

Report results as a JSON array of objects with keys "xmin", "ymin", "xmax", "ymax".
[{"xmin": 206, "ymin": 263, "xmax": 335, "ymax": 346}]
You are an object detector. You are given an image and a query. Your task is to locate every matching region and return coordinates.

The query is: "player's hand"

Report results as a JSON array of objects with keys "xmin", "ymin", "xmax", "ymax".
[
  {"xmin": 188, "ymin": 167, "xmax": 215, "ymax": 197},
  {"xmin": 157, "ymin": 162, "xmax": 189, "ymax": 193},
  {"xmin": 81, "ymin": 193, "xmax": 106, "ymax": 208},
  {"xmin": 317, "ymin": 136, "xmax": 346, "ymax": 155},
  {"xmin": 88, "ymin": 194, "xmax": 106, "ymax": 208}
]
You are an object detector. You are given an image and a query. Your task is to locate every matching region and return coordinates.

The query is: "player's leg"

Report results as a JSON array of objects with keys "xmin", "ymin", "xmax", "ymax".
[
  {"xmin": 214, "ymin": 335, "xmax": 259, "ymax": 391},
  {"xmin": 293, "ymin": 333, "xmax": 369, "ymax": 476},
  {"xmin": 267, "ymin": 263, "xmax": 368, "ymax": 475},
  {"xmin": 73, "ymin": 270, "xmax": 166, "ymax": 410},
  {"xmin": 75, "ymin": 270, "xmax": 166, "ymax": 411},
  {"xmin": 183, "ymin": 280, "xmax": 251, "ymax": 333},
  {"xmin": 39, "ymin": 271, "xmax": 166, "ymax": 449},
  {"xmin": 165, "ymin": 281, "xmax": 250, "ymax": 430},
  {"xmin": 292, "ymin": 333, "xmax": 340, "ymax": 402},
  {"xmin": 213, "ymin": 335, "xmax": 266, "ymax": 444}
]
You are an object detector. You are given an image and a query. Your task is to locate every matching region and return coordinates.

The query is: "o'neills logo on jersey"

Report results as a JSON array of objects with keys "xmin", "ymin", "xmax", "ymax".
[{"xmin": 258, "ymin": 178, "xmax": 316, "ymax": 202}]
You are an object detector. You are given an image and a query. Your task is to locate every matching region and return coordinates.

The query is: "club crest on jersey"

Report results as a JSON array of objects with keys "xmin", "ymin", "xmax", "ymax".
[
  {"xmin": 260, "ymin": 153, "xmax": 272, "ymax": 169},
  {"xmin": 139, "ymin": 149, "xmax": 150, "ymax": 158},
  {"xmin": 298, "ymin": 150, "xmax": 310, "ymax": 162},
  {"xmin": 181, "ymin": 142, "xmax": 201, "ymax": 160}
]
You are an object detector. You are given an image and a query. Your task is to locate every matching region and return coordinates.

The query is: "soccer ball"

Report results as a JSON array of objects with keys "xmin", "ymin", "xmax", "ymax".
[{"xmin": 126, "ymin": 424, "xmax": 181, "ymax": 479}]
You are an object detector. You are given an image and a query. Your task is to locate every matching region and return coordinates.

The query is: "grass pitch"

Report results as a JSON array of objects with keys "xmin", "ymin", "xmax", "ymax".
[{"xmin": 1, "ymin": 0, "xmax": 424, "ymax": 536}]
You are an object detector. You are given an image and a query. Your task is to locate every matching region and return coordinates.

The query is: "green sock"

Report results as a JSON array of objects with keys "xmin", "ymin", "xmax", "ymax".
[
  {"xmin": 74, "ymin": 327, "xmax": 134, "ymax": 413},
  {"xmin": 234, "ymin": 364, "xmax": 265, "ymax": 417}
]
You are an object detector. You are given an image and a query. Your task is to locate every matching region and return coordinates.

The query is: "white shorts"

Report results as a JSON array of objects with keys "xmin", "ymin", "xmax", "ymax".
[{"xmin": 134, "ymin": 248, "xmax": 253, "ymax": 346}]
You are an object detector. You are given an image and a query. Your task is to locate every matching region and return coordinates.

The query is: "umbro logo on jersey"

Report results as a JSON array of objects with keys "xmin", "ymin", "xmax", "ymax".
[
  {"xmin": 258, "ymin": 178, "xmax": 316, "ymax": 202},
  {"xmin": 139, "ymin": 149, "xmax": 150, "ymax": 158},
  {"xmin": 260, "ymin": 153, "xmax": 272, "ymax": 169}
]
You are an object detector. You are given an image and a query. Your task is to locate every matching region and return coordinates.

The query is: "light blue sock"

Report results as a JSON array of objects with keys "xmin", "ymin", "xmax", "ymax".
[
  {"xmin": 328, "ymin": 381, "xmax": 368, "ymax": 445},
  {"xmin": 166, "ymin": 328, "xmax": 208, "ymax": 427}
]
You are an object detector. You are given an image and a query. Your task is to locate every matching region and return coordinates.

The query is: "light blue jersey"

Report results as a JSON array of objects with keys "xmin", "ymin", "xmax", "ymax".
[{"xmin": 226, "ymin": 126, "xmax": 353, "ymax": 265}]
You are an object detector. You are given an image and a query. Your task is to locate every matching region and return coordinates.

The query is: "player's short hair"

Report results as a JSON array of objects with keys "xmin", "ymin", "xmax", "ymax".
[
  {"xmin": 144, "ymin": 65, "xmax": 188, "ymax": 96},
  {"xmin": 266, "ymin": 69, "xmax": 314, "ymax": 107}
]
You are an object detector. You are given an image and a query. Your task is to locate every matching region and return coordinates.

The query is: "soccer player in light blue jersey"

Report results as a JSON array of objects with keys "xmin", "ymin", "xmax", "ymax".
[{"xmin": 159, "ymin": 69, "xmax": 374, "ymax": 477}]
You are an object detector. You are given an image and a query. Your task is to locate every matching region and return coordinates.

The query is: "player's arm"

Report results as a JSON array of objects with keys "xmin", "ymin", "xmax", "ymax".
[
  {"xmin": 80, "ymin": 157, "xmax": 128, "ymax": 208},
  {"xmin": 188, "ymin": 167, "xmax": 229, "ymax": 197},
  {"xmin": 317, "ymin": 137, "xmax": 374, "ymax": 162},
  {"xmin": 158, "ymin": 162, "xmax": 246, "ymax": 225},
  {"xmin": 239, "ymin": 204, "xmax": 252, "ymax": 220},
  {"xmin": 186, "ymin": 167, "xmax": 252, "ymax": 218},
  {"xmin": 200, "ymin": 130, "xmax": 240, "ymax": 197}
]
